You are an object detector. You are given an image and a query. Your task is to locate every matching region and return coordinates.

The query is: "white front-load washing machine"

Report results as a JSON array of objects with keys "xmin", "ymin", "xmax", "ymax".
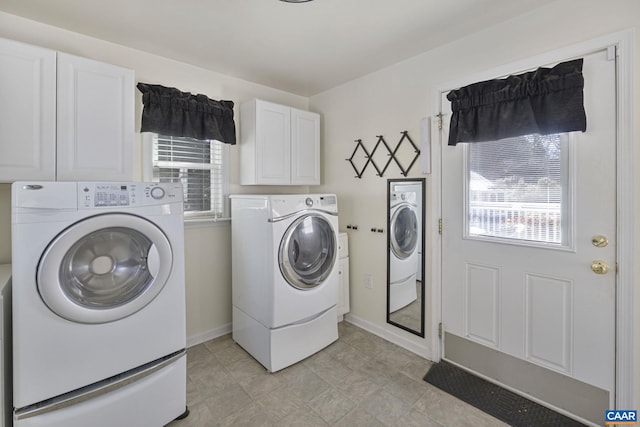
[
  {"xmin": 11, "ymin": 181, "xmax": 187, "ymax": 427},
  {"xmin": 231, "ymin": 194, "xmax": 339, "ymax": 372},
  {"xmin": 388, "ymin": 189, "xmax": 419, "ymax": 312}
]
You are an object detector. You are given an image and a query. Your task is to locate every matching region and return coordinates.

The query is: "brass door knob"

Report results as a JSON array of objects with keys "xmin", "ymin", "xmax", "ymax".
[
  {"xmin": 592, "ymin": 235, "xmax": 609, "ymax": 248},
  {"xmin": 591, "ymin": 260, "xmax": 609, "ymax": 275}
]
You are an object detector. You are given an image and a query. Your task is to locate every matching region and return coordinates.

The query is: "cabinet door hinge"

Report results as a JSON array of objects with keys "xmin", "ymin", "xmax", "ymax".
[
  {"xmin": 438, "ymin": 322, "xmax": 443, "ymax": 339},
  {"xmin": 438, "ymin": 218, "xmax": 443, "ymax": 235}
]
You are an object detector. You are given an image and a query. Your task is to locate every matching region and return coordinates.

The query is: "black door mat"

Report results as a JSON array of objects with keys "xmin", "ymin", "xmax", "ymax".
[{"xmin": 423, "ymin": 362, "xmax": 587, "ymax": 427}]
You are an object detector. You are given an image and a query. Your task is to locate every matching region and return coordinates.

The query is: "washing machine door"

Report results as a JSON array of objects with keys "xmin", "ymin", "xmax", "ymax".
[
  {"xmin": 279, "ymin": 214, "xmax": 336, "ymax": 290},
  {"xmin": 390, "ymin": 204, "xmax": 418, "ymax": 259},
  {"xmin": 37, "ymin": 213, "xmax": 173, "ymax": 324}
]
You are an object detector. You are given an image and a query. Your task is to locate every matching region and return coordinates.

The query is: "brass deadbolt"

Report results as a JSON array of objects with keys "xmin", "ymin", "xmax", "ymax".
[{"xmin": 592, "ymin": 235, "xmax": 609, "ymax": 248}]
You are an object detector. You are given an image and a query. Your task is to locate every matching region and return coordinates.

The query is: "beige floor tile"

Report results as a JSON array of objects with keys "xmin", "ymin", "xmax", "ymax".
[
  {"xmin": 219, "ymin": 401, "xmax": 280, "ymax": 427},
  {"xmin": 307, "ymin": 356, "xmax": 354, "ymax": 386},
  {"xmin": 336, "ymin": 370, "xmax": 381, "ymax": 403},
  {"xmin": 203, "ymin": 383, "xmax": 254, "ymax": 421},
  {"xmin": 190, "ymin": 360, "xmax": 237, "ymax": 396},
  {"xmin": 255, "ymin": 384, "xmax": 311, "ymax": 421},
  {"xmin": 278, "ymin": 410, "xmax": 331, "ymax": 427},
  {"xmin": 357, "ymin": 389, "xmax": 413, "ymax": 426},
  {"xmin": 237, "ymin": 370, "xmax": 284, "ymax": 399},
  {"xmin": 167, "ymin": 322, "xmax": 511, "ymax": 427},
  {"xmin": 383, "ymin": 371, "xmax": 429, "ymax": 405},
  {"xmin": 352, "ymin": 357, "xmax": 395, "ymax": 387},
  {"xmin": 334, "ymin": 406, "xmax": 386, "ymax": 427},
  {"xmin": 280, "ymin": 366, "xmax": 332, "ymax": 402},
  {"xmin": 394, "ymin": 408, "xmax": 444, "ymax": 427},
  {"xmin": 308, "ymin": 387, "xmax": 357, "ymax": 424},
  {"xmin": 399, "ymin": 354, "xmax": 433, "ymax": 381}
]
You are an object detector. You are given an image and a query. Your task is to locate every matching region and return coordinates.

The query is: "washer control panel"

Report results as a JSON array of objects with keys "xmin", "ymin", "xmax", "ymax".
[
  {"xmin": 79, "ymin": 182, "xmax": 183, "ymax": 208},
  {"xmin": 90, "ymin": 184, "xmax": 131, "ymax": 207}
]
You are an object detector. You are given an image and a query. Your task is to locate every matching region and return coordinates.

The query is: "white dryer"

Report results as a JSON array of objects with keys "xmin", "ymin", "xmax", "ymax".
[
  {"xmin": 231, "ymin": 194, "xmax": 339, "ymax": 372},
  {"xmin": 11, "ymin": 182, "xmax": 187, "ymax": 427},
  {"xmin": 388, "ymin": 189, "xmax": 419, "ymax": 312}
]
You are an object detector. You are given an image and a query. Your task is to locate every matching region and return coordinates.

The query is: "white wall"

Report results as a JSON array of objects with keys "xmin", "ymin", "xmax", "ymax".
[
  {"xmin": 0, "ymin": 11, "xmax": 311, "ymax": 345},
  {"xmin": 309, "ymin": 0, "xmax": 640, "ymax": 409}
]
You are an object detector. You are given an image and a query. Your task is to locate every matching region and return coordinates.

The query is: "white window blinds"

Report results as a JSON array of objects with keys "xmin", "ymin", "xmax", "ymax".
[
  {"xmin": 466, "ymin": 133, "xmax": 570, "ymax": 245},
  {"xmin": 152, "ymin": 134, "xmax": 228, "ymax": 219}
]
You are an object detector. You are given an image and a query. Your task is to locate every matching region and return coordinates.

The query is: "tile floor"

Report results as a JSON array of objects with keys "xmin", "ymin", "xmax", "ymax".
[{"xmin": 167, "ymin": 321, "xmax": 508, "ymax": 427}]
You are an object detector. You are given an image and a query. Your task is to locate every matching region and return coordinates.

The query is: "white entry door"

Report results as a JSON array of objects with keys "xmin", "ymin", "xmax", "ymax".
[{"xmin": 440, "ymin": 49, "xmax": 616, "ymax": 424}]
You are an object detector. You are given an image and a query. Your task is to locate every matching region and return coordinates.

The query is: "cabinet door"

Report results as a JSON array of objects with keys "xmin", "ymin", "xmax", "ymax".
[
  {"xmin": 291, "ymin": 108, "xmax": 320, "ymax": 185},
  {"xmin": 255, "ymin": 100, "xmax": 291, "ymax": 184},
  {"xmin": 0, "ymin": 38, "xmax": 56, "ymax": 182},
  {"xmin": 56, "ymin": 53, "xmax": 134, "ymax": 181}
]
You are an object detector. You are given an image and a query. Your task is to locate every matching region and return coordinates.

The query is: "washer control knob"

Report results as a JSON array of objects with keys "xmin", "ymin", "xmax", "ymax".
[
  {"xmin": 305, "ymin": 197, "xmax": 313, "ymax": 207},
  {"xmin": 150, "ymin": 186, "xmax": 165, "ymax": 200}
]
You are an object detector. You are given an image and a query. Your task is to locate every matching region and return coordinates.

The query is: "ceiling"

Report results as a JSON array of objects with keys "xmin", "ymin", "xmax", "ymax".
[{"xmin": 0, "ymin": 0, "xmax": 555, "ymax": 96}]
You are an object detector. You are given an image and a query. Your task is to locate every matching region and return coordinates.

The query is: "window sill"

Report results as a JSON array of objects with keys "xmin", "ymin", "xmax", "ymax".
[{"xmin": 184, "ymin": 216, "xmax": 230, "ymax": 229}]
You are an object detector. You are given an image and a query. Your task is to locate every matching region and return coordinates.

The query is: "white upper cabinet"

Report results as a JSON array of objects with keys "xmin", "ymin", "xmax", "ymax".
[
  {"xmin": 0, "ymin": 38, "xmax": 56, "ymax": 181},
  {"xmin": 56, "ymin": 53, "xmax": 134, "ymax": 181},
  {"xmin": 240, "ymin": 99, "xmax": 320, "ymax": 185},
  {"xmin": 290, "ymin": 108, "xmax": 320, "ymax": 185},
  {"xmin": 0, "ymin": 38, "xmax": 134, "ymax": 183}
]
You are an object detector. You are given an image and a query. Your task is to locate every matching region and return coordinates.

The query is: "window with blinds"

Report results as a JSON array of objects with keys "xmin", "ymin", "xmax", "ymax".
[
  {"xmin": 151, "ymin": 134, "xmax": 228, "ymax": 219},
  {"xmin": 465, "ymin": 133, "xmax": 571, "ymax": 246}
]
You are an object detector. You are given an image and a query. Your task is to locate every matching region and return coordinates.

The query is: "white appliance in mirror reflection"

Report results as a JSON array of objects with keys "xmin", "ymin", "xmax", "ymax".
[
  {"xmin": 388, "ymin": 189, "xmax": 419, "ymax": 311},
  {"xmin": 393, "ymin": 182, "xmax": 423, "ymax": 282},
  {"xmin": 387, "ymin": 178, "xmax": 425, "ymax": 337}
]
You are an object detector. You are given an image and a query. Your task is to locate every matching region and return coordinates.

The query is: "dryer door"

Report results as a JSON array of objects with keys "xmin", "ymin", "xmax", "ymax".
[
  {"xmin": 390, "ymin": 204, "xmax": 418, "ymax": 259},
  {"xmin": 279, "ymin": 214, "xmax": 336, "ymax": 290},
  {"xmin": 37, "ymin": 213, "xmax": 173, "ymax": 324}
]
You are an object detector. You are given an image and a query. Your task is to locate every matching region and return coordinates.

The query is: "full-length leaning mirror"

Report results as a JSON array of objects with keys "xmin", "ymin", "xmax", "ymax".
[{"xmin": 387, "ymin": 178, "xmax": 425, "ymax": 337}]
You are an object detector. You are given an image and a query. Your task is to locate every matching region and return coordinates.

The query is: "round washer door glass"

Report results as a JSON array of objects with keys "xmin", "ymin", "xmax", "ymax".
[
  {"xmin": 38, "ymin": 213, "xmax": 173, "ymax": 324},
  {"xmin": 279, "ymin": 214, "xmax": 336, "ymax": 290},
  {"xmin": 390, "ymin": 205, "xmax": 418, "ymax": 259}
]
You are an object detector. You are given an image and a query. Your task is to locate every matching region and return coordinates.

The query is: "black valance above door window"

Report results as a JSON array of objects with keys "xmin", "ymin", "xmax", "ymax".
[
  {"xmin": 446, "ymin": 59, "xmax": 586, "ymax": 146},
  {"xmin": 137, "ymin": 83, "xmax": 236, "ymax": 144}
]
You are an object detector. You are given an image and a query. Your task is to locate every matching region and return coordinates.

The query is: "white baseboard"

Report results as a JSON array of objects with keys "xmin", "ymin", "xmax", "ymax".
[
  {"xmin": 344, "ymin": 313, "xmax": 432, "ymax": 359},
  {"xmin": 186, "ymin": 322, "xmax": 232, "ymax": 348}
]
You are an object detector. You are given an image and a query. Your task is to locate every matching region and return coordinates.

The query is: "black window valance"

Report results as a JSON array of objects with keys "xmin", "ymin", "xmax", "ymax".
[
  {"xmin": 446, "ymin": 59, "xmax": 586, "ymax": 146},
  {"xmin": 137, "ymin": 83, "xmax": 236, "ymax": 144}
]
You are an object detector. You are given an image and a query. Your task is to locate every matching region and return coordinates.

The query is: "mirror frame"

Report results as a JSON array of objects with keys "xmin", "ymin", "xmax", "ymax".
[{"xmin": 386, "ymin": 177, "xmax": 426, "ymax": 337}]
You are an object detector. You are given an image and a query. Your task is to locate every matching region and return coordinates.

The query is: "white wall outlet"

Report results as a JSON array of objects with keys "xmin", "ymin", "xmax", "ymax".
[{"xmin": 364, "ymin": 273, "xmax": 373, "ymax": 289}]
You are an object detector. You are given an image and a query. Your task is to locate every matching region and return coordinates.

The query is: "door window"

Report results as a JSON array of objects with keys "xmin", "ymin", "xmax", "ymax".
[
  {"xmin": 466, "ymin": 133, "xmax": 571, "ymax": 247},
  {"xmin": 279, "ymin": 215, "xmax": 336, "ymax": 290}
]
